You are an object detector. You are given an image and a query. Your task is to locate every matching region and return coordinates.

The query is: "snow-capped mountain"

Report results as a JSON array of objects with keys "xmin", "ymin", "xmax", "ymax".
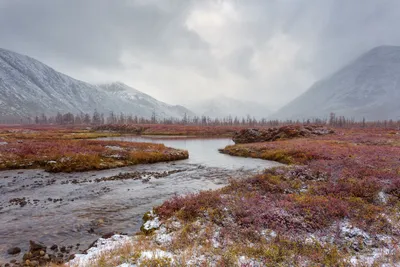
[
  {"xmin": 99, "ymin": 82, "xmax": 194, "ymax": 119},
  {"xmin": 190, "ymin": 96, "xmax": 271, "ymax": 119},
  {"xmin": 0, "ymin": 48, "xmax": 193, "ymax": 120},
  {"xmin": 274, "ymin": 46, "xmax": 400, "ymax": 121}
]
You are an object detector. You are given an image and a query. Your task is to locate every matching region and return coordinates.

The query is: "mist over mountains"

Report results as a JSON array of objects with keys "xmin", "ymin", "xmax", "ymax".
[
  {"xmin": 1, "ymin": 46, "xmax": 400, "ymax": 122},
  {"xmin": 190, "ymin": 96, "xmax": 271, "ymax": 120},
  {"xmin": 0, "ymin": 48, "xmax": 193, "ymax": 120},
  {"xmin": 273, "ymin": 46, "xmax": 400, "ymax": 121}
]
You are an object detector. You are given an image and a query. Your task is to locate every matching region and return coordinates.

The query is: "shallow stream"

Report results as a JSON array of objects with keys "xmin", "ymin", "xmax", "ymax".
[{"xmin": 0, "ymin": 137, "xmax": 281, "ymax": 262}]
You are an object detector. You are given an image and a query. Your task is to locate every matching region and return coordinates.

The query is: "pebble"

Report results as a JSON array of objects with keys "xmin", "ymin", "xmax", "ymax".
[{"xmin": 6, "ymin": 247, "xmax": 21, "ymax": 255}]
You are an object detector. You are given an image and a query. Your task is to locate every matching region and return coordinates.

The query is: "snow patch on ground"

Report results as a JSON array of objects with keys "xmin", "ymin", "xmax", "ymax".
[
  {"xmin": 155, "ymin": 226, "xmax": 172, "ymax": 245},
  {"xmin": 116, "ymin": 249, "xmax": 174, "ymax": 267},
  {"xmin": 68, "ymin": 235, "xmax": 132, "ymax": 267},
  {"xmin": 171, "ymin": 220, "xmax": 182, "ymax": 229},
  {"xmin": 378, "ymin": 191, "xmax": 388, "ymax": 204},
  {"xmin": 349, "ymin": 248, "xmax": 395, "ymax": 266},
  {"xmin": 340, "ymin": 221, "xmax": 370, "ymax": 240},
  {"xmin": 261, "ymin": 229, "xmax": 277, "ymax": 241},
  {"xmin": 238, "ymin": 255, "xmax": 264, "ymax": 267},
  {"xmin": 140, "ymin": 249, "xmax": 174, "ymax": 261},
  {"xmin": 105, "ymin": 145, "xmax": 125, "ymax": 151},
  {"xmin": 143, "ymin": 210, "xmax": 161, "ymax": 231},
  {"xmin": 212, "ymin": 228, "xmax": 221, "ymax": 248},
  {"xmin": 187, "ymin": 254, "xmax": 207, "ymax": 266}
]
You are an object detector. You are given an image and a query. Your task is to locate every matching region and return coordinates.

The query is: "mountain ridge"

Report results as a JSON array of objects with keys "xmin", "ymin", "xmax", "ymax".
[
  {"xmin": 0, "ymin": 48, "xmax": 193, "ymax": 120},
  {"xmin": 273, "ymin": 45, "xmax": 400, "ymax": 121}
]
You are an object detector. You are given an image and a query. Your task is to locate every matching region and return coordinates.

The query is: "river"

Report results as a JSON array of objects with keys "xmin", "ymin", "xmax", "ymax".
[{"xmin": 0, "ymin": 137, "xmax": 281, "ymax": 262}]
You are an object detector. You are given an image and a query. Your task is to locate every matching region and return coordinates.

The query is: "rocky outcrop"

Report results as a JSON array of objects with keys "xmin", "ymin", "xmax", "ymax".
[{"xmin": 233, "ymin": 125, "xmax": 334, "ymax": 144}]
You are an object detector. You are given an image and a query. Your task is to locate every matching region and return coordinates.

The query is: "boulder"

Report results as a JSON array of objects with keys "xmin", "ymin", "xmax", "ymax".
[
  {"xmin": 7, "ymin": 247, "xmax": 21, "ymax": 255},
  {"xmin": 233, "ymin": 125, "xmax": 334, "ymax": 144},
  {"xmin": 29, "ymin": 241, "xmax": 46, "ymax": 252}
]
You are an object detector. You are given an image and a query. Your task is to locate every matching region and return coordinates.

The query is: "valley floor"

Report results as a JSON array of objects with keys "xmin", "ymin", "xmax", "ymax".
[
  {"xmin": 1, "ymin": 125, "xmax": 399, "ymax": 266},
  {"xmin": 63, "ymin": 127, "xmax": 400, "ymax": 266},
  {"xmin": 0, "ymin": 127, "xmax": 188, "ymax": 172}
]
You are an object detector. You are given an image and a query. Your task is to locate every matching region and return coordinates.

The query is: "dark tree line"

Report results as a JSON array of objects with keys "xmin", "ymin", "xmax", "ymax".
[{"xmin": 4, "ymin": 110, "xmax": 399, "ymax": 129}]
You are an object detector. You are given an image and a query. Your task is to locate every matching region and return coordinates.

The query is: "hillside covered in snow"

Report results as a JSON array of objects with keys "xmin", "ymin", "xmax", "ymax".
[
  {"xmin": 274, "ymin": 46, "xmax": 400, "ymax": 121},
  {"xmin": 0, "ymin": 48, "xmax": 193, "ymax": 120}
]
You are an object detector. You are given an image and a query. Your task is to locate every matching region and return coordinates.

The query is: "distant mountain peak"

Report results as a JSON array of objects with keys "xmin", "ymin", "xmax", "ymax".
[
  {"xmin": 367, "ymin": 45, "xmax": 400, "ymax": 52},
  {"xmin": 0, "ymin": 48, "xmax": 194, "ymax": 119},
  {"xmin": 99, "ymin": 81, "xmax": 133, "ymax": 92},
  {"xmin": 273, "ymin": 45, "xmax": 400, "ymax": 121}
]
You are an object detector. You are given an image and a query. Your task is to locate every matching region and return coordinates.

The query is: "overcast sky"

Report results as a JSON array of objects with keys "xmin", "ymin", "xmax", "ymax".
[{"xmin": 1, "ymin": 0, "xmax": 400, "ymax": 109}]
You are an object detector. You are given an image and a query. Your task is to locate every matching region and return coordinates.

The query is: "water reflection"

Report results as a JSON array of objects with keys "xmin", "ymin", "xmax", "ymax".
[{"xmin": 102, "ymin": 136, "xmax": 278, "ymax": 170}]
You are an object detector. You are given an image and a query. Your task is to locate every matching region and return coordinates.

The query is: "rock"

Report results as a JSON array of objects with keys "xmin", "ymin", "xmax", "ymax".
[
  {"xmin": 29, "ymin": 241, "xmax": 46, "ymax": 252},
  {"xmin": 52, "ymin": 257, "xmax": 64, "ymax": 264},
  {"xmin": 25, "ymin": 260, "xmax": 31, "ymax": 266},
  {"xmin": 232, "ymin": 125, "xmax": 335, "ymax": 144},
  {"xmin": 23, "ymin": 252, "xmax": 32, "ymax": 261},
  {"xmin": 43, "ymin": 254, "xmax": 50, "ymax": 261},
  {"xmin": 50, "ymin": 244, "xmax": 58, "ymax": 251},
  {"xmin": 39, "ymin": 250, "xmax": 45, "ymax": 256},
  {"xmin": 9, "ymin": 198, "xmax": 28, "ymax": 207},
  {"xmin": 7, "ymin": 247, "xmax": 21, "ymax": 255},
  {"xmin": 101, "ymin": 232, "xmax": 115, "ymax": 239},
  {"xmin": 30, "ymin": 260, "xmax": 39, "ymax": 266}
]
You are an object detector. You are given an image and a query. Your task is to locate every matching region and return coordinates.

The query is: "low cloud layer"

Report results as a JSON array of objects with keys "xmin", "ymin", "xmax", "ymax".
[{"xmin": 1, "ymin": 0, "xmax": 400, "ymax": 109}]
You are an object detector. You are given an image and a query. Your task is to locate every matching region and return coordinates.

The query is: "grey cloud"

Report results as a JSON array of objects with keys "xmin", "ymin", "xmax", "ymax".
[
  {"xmin": 224, "ymin": 46, "xmax": 255, "ymax": 78},
  {"xmin": 0, "ymin": 0, "xmax": 400, "ymax": 107},
  {"xmin": 0, "ymin": 0, "xmax": 212, "ymax": 70}
]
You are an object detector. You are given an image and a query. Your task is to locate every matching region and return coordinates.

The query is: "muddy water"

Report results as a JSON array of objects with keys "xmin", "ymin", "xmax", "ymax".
[{"xmin": 0, "ymin": 137, "xmax": 281, "ymax": 262}]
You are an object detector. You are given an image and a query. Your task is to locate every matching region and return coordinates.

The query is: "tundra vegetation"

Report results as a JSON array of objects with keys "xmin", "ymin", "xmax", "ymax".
[
  {"xmin": 65, "ymin": 126, "xmax": 400, "ymax": 266},
  {"xmin": 0, "ymin": 127, "xmax": 188, "ymax": 172},
  {"xmin": 94, "ymin": 124, "xmax": 248, "ymax": 137}
]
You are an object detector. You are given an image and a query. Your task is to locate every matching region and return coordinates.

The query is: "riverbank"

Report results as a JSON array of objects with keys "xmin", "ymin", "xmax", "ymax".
[
  {"xmin": 64, "ymin": 127, "xmax": 400, "ymax": 266},
  {"xmin": 1, "ymin": 135, "xmax": 282, "ymax": 266},
  {"xmin": 0, "ymin": 127, "xmax": 188, "ymax": 172},
  {"xmin": 94, "ymin": 124, "xmax": 250, "ymax": 137}
]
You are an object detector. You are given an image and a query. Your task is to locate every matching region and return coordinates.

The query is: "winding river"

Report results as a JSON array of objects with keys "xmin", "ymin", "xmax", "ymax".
[{"xmin": 0, "ymin": 137, "xmax": 281, "ymax": 262}]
